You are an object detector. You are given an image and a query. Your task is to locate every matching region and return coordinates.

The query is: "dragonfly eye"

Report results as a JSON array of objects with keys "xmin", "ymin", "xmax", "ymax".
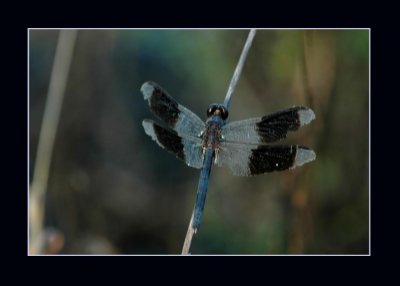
[
  {"xmin": 219, "ymin": 106, "xmax": 229, "ymax": 120},
  {"xmin": 207, "ymin": 104, "xmax": 218, "ymax": 117}
]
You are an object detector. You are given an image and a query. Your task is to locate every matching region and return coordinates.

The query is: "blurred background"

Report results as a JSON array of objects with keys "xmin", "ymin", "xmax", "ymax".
[{"xmin": 29, "ymin": 29, "xmax": 369, "ymax": 255}]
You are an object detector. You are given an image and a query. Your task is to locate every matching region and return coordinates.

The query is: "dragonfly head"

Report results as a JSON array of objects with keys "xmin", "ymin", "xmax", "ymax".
[{"xmin": 207, "ymin": 103, "xmax": 229, "ymax": 120}]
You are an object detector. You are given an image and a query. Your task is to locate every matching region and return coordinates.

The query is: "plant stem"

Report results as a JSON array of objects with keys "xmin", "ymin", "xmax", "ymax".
[
  {"xmin": 223, "ymin": 29, "xmax": 257, "ymax": 109},
  {"xmin": 181, "ymin": 29, "xmax": 256, "ymax": 255},
  {"xmin": 182, "ymin": 212, "xmax": 196, "ymax": 254}
]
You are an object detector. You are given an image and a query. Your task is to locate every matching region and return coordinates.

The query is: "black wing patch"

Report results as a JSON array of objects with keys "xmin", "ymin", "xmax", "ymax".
[
  {"xmin": 142, "ymin": 81, "xmax": 180, "ymax": 127},
  {"xmin": 152, "ymin": 122, "xmax": 184, "ymax": 160},
  {"xmin": 248, "ymin": 145, "xmax": 300, "ymax": 174},
  {"xmin": 256, "ymin": 107, "xmax": 315, "ymax": 142}
]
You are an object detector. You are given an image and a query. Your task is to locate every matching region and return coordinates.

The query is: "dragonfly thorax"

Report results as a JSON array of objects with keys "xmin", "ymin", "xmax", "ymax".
[{"xmin": 202, "ymin": 120, "xmax": 223, "ymax": 150}]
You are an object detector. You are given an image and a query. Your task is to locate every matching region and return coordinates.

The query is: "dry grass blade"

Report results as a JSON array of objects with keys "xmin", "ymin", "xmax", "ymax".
[{"xmin": 29, "ymin": 30, "xmax": 77, "ymax": 254}]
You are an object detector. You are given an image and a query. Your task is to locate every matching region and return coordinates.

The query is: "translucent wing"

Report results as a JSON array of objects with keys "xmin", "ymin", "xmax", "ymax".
[
  {"xmin": 217, "ymin": 141, "xmax": 316, "ymax": 176},
  {"xmin": 141, "ymin": 81, "xmax": 205, "ymax": 137},
  {"xmin": 142, "ymin": 119, "xmax": 204, "ymax": 169},
  {"xmin": 221, "ymin": 107, "xmax": 315, "ymax": 144}
]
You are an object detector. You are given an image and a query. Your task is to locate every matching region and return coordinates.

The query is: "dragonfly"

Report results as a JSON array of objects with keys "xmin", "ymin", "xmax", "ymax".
[{"xmin": 141, "ymin": 81, "xmax": 316, "ymax": 231}]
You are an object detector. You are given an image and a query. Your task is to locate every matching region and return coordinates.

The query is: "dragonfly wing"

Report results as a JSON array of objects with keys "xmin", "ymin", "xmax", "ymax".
[
  {"xmin": 221, "ymin": 107, "xmax": 315, "ymax": 144},
  {"xmin": 217, "ymin": 141, "xmax": 316, "ymax": 176},
  {"xmin": 141, "ymin": 81, "xmax": 205, "ymax": 137},
  {"xmin": 142, "ymin": 119, "xmax": 204, "ymax": 169}
]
